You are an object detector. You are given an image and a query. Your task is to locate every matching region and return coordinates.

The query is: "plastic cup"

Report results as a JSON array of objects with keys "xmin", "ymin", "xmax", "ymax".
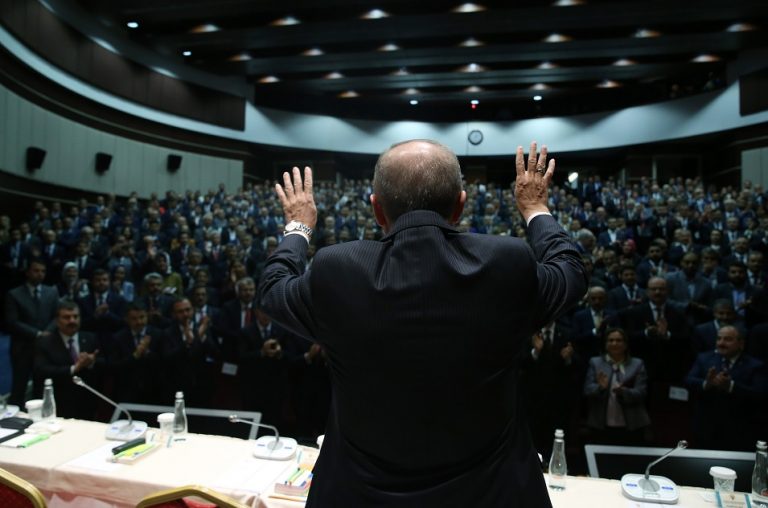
[
  {"xmin": 25, "ymin": 399, "xmax": 43, "ymax": 422},
  {"xmin": 157, "ymin": 413, "xmax": 174, "ymax": 443},
  {"xmin": 710, "ymin": 466, "xmax": 736, "ymax": 493},
  {"xmin": 316, "ymin": 434, "xmax": 324, "ymax": 449}
]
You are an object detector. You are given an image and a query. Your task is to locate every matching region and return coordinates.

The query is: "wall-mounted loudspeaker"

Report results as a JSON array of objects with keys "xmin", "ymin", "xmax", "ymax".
[
  {"xmin": 26, "ymin": 146, "xmax": 46, "ymax": 171},
  {"xmin": 167, "ymin": 154, "xmax": 182, "ymax": 172},
  {"xmin": 95, "ymin": 152, "xmax": 112, "ymax": 173}
]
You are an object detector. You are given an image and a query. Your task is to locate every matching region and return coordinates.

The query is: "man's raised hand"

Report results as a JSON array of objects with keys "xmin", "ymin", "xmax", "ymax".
[
  {"xmin": 514, "ymin": 141, "xmax": 555, "ymax": 222},
  {"xmin": 275, "ymin": 166, "xmax": 317, "ymax": 230}
]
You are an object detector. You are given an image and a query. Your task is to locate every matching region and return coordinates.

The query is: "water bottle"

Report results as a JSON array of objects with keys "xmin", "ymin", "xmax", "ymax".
[
  {"xmin": 172, "ymin": 391, "xmax": 188, "ymax": 436},
  {"xmin": 753, "ymin": 440, "xmax": 768, "ymax": 507},
  {"xmin": 548, "ymin": 428, "xmax": 567, "ymax": 491},
  {"xmin": 41, "ymin": 378, "xmax": 56, "ymax": 421}
]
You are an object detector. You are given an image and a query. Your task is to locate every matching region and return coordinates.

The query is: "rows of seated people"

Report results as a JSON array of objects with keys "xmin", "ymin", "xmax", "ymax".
[{"xmin": 2, "ymin": 175, "xmax": 768, "ymax": 453}]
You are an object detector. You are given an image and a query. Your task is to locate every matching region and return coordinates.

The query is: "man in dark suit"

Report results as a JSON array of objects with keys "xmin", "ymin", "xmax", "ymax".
[
  {"xmin": 4, "ymin": 259, "xmax": 59, "ymax": 405},
  {"xmin": 714, "ymin": 261, "xmax": 761, "ymax": 323},
  {"xmin": 572, "ymin": 285, "xmax": 618, "ymax": 359},
  {"xmin": 162, "ymin": 297, "xmax": 219, "ymax": 406},
  {"xmin": 33, "ymin": 301, "xmax": 103, "ymax": 419},
  {"xmin": 259, "ymin": 141, "xmax": 587, "ymax": 507},
  {"xmin": 623, "ymin": 276, "xmax": 691, "ymax": 382},
  {"xmin": 607, "ymin": 265, "xmax": 645, "ymax": 311},
  {"xmin": 685, "ymin": 325, "xmax": 767, "ymax": 450},
  {"xmin": 692, "ymin": 299, "xmax": 745, "ymax": 353},
  {"xmin": 110, "ymin": 304, "xmax": 165, "ymax": 404},
  {"xmin": 519, "ymin": 319, "xmax": 579, "ymax": 460},
  {"xmin": 77, "ymin": 269, "xmax": 126, "ymax": 355},
  {"xmin": 665, "ymin": 252, "xmax": 713, "ymax": 325}
]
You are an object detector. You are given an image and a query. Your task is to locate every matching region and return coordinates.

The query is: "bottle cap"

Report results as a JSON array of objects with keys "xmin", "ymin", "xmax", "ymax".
[
  {"xmin": 175, "ymin": 391, "xmax": 184, "ymax": 399},
  {"xmin": 44, "ymin": 378, "xmax": 53, "ymax": 386},
  {"xmin": 554, "ymin": 429, "xmax": 564, "ymax": 438}
]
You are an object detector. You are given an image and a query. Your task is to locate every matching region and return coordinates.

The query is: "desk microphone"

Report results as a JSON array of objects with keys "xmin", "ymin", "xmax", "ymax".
[
  {"xmin": 621, "ymin": 440, "xmax": 688, "ymax": 504},
  {"xmin": 0, "ymin": 392, "xmax": 19, "ymax": 419},
  {"xmin": 229, "ymin": 414, "xmax": 297, "ymax": 460},
  {"xmin": 72, "ymin": 376, "xmax": 147, "ymax": 441}
]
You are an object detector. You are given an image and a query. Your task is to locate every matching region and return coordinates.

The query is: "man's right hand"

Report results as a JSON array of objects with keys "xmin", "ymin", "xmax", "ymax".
[{"xmin": 514, "ymin": 142, "xmax": 555, "ymax": 222}]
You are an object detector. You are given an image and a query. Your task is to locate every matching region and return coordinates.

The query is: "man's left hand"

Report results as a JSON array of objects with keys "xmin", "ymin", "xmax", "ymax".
[{"xmin": 275, "ymin": 167, "xmax": 317, "ymax": 230}]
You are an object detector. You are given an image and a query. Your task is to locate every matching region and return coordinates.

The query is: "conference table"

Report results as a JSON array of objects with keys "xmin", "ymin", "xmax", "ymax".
[{"xmin": 0, "ymin": 418, "xmax": 738, "ymax": 507}]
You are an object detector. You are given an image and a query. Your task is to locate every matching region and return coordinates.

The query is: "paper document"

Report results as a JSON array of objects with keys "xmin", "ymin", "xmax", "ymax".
[
  {"xmin": 63, "ymin": 443, "xmax": 124, "ymax": 472},
  {"xmin": 211, "ymin": 456, "xmax": 290, "ymax": 494}
]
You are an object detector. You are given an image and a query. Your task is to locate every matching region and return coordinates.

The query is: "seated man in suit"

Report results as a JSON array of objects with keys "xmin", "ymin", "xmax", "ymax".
[
  {"xmin": 33, "ymin": 301, "xmax": 103, "ymax": 419},
  {"xmin": 685, "ymin": 325, "xmax": 768, "ymax": 450},
  {"xmin": 110, "ymin": 304, "xmax": 164, "ymax": 404}
]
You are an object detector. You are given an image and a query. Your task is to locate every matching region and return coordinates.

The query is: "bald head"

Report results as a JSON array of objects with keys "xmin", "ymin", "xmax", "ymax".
[{"xmin": 372, "ymin": 140, "xmax": 464, "ymax": 226}]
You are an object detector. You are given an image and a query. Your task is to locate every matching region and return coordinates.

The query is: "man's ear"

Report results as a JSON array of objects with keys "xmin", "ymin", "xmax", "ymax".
[
  {"xmin": 449, "ymin": 190, "xmax": 467, "ymax": 225},
  {"xmin": 370, "ymin": 194, "xmax": 390, "ymax": 233}
]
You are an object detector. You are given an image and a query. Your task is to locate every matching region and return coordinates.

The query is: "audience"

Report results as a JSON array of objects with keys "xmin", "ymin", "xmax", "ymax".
[{"xmin": 3, "ymin": 175, "xmax": 768, "ymax": 456}]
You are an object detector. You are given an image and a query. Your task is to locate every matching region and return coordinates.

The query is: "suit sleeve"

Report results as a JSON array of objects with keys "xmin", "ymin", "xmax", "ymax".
[
  {"xmin": 526, "ymin": 215, "xmax": 589, "ymax": 328},
  {"xmin": 257, "ymin": 235, "xmax": 317, "ymax": 340},
  {"xmin": 5, "ymin": 291, "xmax": 41, "ymax": 340}
]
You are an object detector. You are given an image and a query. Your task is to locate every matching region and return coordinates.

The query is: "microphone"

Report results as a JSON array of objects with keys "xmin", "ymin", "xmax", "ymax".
[
  {"xmin": 72, "ymin": 376, "xmax": 147, "ymax": 441},
  {"xmin": 0, "ymin": 392, "xmax": 19, "ymax": 419},
  {"xmin": 229, "ymin": 414, "xmax": 297, "ymax": 461},
  {"xmin": 621, "ymin": 440, "xmax": 688, "ymax": 504}
]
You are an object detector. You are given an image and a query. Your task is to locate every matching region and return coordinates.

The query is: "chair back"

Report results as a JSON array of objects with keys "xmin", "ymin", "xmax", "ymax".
[
  {"xmin": 136, "ymin": 485, "xmax": 248, "ymax": 508},
  {"xmin": 0, "ymin": 467, "xmax": 46, "ymax": 508}
]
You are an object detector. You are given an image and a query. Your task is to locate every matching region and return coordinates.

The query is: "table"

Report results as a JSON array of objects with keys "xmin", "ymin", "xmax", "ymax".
[
  {"xmin": 0, "ymin": 419, "xmax": 740, "ymax": 508},
  {"xmin": 0, "ymin": 419, "xmax": 295, "ymax": 507}
]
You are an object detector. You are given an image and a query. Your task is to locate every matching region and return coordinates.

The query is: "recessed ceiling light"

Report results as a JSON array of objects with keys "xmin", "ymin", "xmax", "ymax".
[
  {"xmin": 126, "ymin": 21, "xmax": 139, "ymax": 29},
  {"xmin": 531, "ymin": 83, "xmax": 551, "ymax": 90},
  {"xmin": 182, "ymin": 50, "xmax": 192, "ymax": 56},
  {"xmin": 271, "ymin": 16, "xmax": 300, "ymax": 26},
  {"xmin": 553, "ymin": 0, "xmax": 585, "ymax": 5},
  {"xmin": 378, "ymin": 43, "xmax": 400, "ymax": 52},
  {"xmin": 409, "ymin": 99, "xmax": 419, "ymax": 105},
  {"xmin": 726, "ymin": 22, "xmax": 756, "ymax": 32},
  {"xmin": 228, "ymin": 52, "xmax": 252, "ymax": 62},
  {"xmin": 692, "ymin": 54, "xmax": 721, "ymax": 63},
  {"xmin": 597, "ymin": 79, "xmax": 621, "ymax": 88},
  {"xmin": 258, "ymin": 75, "xmax": 280, "ymax": 83},
  {"xmin": 459, "ymin": 37, "xmax": 484, "ymax": 47},
  {"xmin": 324, "ymin": 72, "xmax": 344, "ymax": 79},
  {"xmin": 361, "ymin": 9, "xmax": 389, "ymax": 19},
  {"xmin": 339, "ymin": 90, "xmax": 359, "ymax": 98},
  {"xmin": 544, "ymin": 33, "xmax": 572, "ymax": 43},
  {"xmin": 464, "ymin": 86, "xmax": 483, "ymax": 92},
  {"xmin": 458, "ymin": 63, "xmax": 486, "ymax": 73},
  {"xmin": 633, "ymin": 28, "xmax": 661, "ymax": 38},
  {"xmin": 403, "ymin": 88, "xmax": 420, "ymax": 95},
  {"xmin": 613, "ymin": 58, "xmax": 636, "ymax": 66},
  {"xmin": 470, "ymin": 99, "xmax": 480, "ymax": 105},
  {"xmin": 302, "ymin": 48, "xmax": 324, "ymax": 56},
  {"xmin": 452, "ymin": 3, "xmax": 486, "ymax": 13},
  {"xmin": 190, "ymin": 23, "xmax": 220, "ymax": 33},
  {"xmin": 392, "ymin": 67, "xmax": 409, "ymax": 76},
  {"xmin": 537, "ymin": 61, "xmax": 558, "ymax": 69},
  {"xmin": 533, "ymin": 95, "xmax": 543, "ymax": 101}
]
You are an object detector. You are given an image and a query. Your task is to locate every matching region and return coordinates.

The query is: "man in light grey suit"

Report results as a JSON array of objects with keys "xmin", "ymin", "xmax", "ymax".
[{"xmin": 4, "ymin": 259, "xmax": 59, "ymax": 404}]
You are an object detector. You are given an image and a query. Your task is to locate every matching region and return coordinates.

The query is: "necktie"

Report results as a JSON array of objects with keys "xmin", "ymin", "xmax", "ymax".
[
  {"xmin": 68, "ymin": 338, "xmax": 78, "ymax": 363},
  {"xmin": 33, "ymin": 287, "xmax": 40, "ymax": 301},
  {"xmin": 594, "ymin": 311, "xmax": 602, "ymax": 329},
  {"xmin": 244, "ymin": 307, "xmax": 253, "ymax": 326}
]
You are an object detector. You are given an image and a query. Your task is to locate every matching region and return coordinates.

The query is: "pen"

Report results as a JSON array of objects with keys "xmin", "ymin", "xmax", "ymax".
[
  {"xmin": 284, "ymin": 467, "xmax": 302, "ymax": 484},
  {"xmin": 290, "ymin": 469, "xmax": 312, "ymax": 487},
  {"xmin": 18, "ymin": 434, "xmax": 50, "ymax": 448}
]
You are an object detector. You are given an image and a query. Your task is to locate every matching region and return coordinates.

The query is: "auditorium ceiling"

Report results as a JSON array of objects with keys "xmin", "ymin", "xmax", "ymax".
[{"xmin": 56, "ymin": 0, "xmax": 768, "ymax": 121}]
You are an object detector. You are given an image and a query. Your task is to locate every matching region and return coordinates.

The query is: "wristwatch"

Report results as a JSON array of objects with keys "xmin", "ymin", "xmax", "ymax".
[{"xmin": 284, "ymin": 220, "xmax": 314, "ymax": 238}]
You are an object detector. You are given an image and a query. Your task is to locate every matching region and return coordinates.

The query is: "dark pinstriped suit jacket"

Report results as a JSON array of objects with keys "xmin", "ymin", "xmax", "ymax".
[{"xmin": 259, "ymin": 210, "xmax": 587, "ymax": 508}]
